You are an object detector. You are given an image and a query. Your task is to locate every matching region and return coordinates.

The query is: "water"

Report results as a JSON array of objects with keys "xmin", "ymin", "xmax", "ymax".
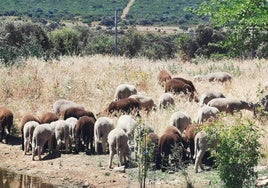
[{"xmin": 0, "ymin": 168, "xmax": 55, "ymax": 188}]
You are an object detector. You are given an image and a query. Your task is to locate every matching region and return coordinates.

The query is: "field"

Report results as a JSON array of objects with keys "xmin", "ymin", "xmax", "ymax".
[{"xmin": 0, "ymin": 55, "xmax": 268, "ymax": 187}]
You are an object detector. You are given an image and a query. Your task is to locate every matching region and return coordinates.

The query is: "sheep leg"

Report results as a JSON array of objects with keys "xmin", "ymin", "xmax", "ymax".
[
  {"xmin": 102, "ymin": 139, "xmax": 106, "ymax": 154},
  {"xmin": 37, "ymin": 146, "xmax": 42, "ymax": 160},
  {"xmin": 109, "ymin": 146, "xmax": 115, "ymax": 168}
]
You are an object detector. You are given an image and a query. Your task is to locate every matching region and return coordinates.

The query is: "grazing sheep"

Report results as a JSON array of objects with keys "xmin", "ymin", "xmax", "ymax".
[
  {"xmin": 116, "ymin": 115, "xmax": 138, "ymax": 142},
  {"xmin": 114, "ymin": 84, "xmax": 137, "ymax": 101},
  {"xmin": 102, "ymin": 98, "xmax": 141, "ymax": 117},
  {"xmin": 23, "ymin": 121, "xmax": 40, "ymax": 155},
  {"xmin": 173, "ymin": 77, "xmax": 199, "ymax": 102},
  {"xmin": 199, "ymin": 91, "xmax": 225, "ymax": 105},
  {"xmin": 20, "ymin": 114, "xmax": 40, "ymax": 151},
  {"xmin": 64, "ymin": 107, "xmax": 96, "ymax": 121},
  {"xmin": 94, "ymin": 117, "xmax": 115, "ymax": 154},
  {"xmin": 0, "ymin": 107, "xmax": 13, "ymax": 144},
  {"xmin": 165, "ymin": 78, "xmax": 198, "ymax": 102},
  {"xmin": 75, "ymin": 116, "xmax": 95, "ymax": 154},
  {"xmin": 194, "ymin": 72, "xmax": 232, "ymax": 83},
  {"xmin": 52, "ymin": 99, "xmax": 84, "ymax": 117},
  {"xmin": 64, "ymin": 117, "xmax": 78, "ymax": 150},
  {"xmin": 129, "ymin": 94, "xmax": 156, "ymax": 113},
  {"xmin": 32, "ymin": 123, "xmax": 55, "ymax": 161},
  {"xmin": 108, "ymin": 127, "xmax": 131, "ymax": 168},
  {"xmin": 196, "ymin": 105, "xmax": 220, "ymax": 124},
  {"xmin": 182, "ymin": 123, "xmax": 198, "ymax": 161},
  {"xmin": 207, "ymin": 98, "xmax": 255, "ymax": 115},
  {"xmin": 157, "ymin": 70, "xmax": 172, "ymax": 87},
  {"xmin": 51, "ymin": 120, "xmax": 70, "ymax": 153},
  {"xmin": 39, "ymin": 112, "xmax": 58, "ymax": 124},
  {"xmin": 158, "ymin": 93, "xmax": 175, "ymax": 109},
  {"xmin": 158, "ymin": 126, "xmax": 187, "ymax": 171},
  {"xmin": 170, "ymin": 111, "xmax": 192, "ymax": 134}
]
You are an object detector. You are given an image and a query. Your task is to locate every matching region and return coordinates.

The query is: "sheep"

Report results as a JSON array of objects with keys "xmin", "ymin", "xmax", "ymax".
[
  {"xmin": 199, "ymin": 91, "xmax": 225, "ymax": 105},
  {"xmin": 146, "ymin": 132, "xmax": 160, "ymax": 169},
  {"xmin": 128, "ymin": 94, "xmax": 156, "ymax": 113},
  {"xmin": 20, "ymin": 114, "xmax": 40, "ymax": 151},
  {"xmin": 94, "ymin": 117, "xmax": 115, "ymax": 154},
  {"xmin": 173, "ymin": 77, "xmax": 199, "ymax": 102},
  {"xmin": 52, "ymin": 99, "xmax": 84, "ymax": 118},
  {"xmin": 194, "ymin": 72, "xmax": 232, "ymax": 83},
  {"xmin": 64, "ymin": 117, "xmax": 78, "ymax": 150},
  {"xmin": 32, "ymin": 123, "xmax": 55, "ymax": 161},
  {"xmin": 114, "ymin": 84, "xmax": 137, "ymax": 101},
  {"xmin": 158, "ymin": 93, "xmax": 175, "ymax": 109},
  {"xmin": 0, "ymin": 107, "xmax": 13, "ymax": 144},
  {"xmin": 165, "ymin": 78, "xmax": 198, "ymax": 102},
  {"xmin": 196, "ymin": 105, "xmax": 220, "ymax": 124},
  {"xmin": 157, "ymin": 70, "xmax": 172, "ymax": 87},
  {"xmin": 101, "ymin": 98, "xmax": 141, "ymax": 117},
  {"xmin": 107, "ymin": 127, "xmax": 131, "ymax": 168},
  {"xmin": 64, "ymin": 107, "xmax": 96, "ymax": 121},
  {"xmin": 207, "ymin": 98, "xmax": 255, "ymax": 115},
  {"xmin": 75, "ymin": 116, "xmax": 95, "ymax": 154},
  {"xmin": 182, "ymin": 123, "xmax": 198, "ymax": 161},
  {"xmin": 23, "ymin": 121, "xmax": 40, "ymax": 155},
  {"xmin": 39, "ymin": 112, "xmax": 58, "ymax": 124},
  {"xmin": 116, "ymin": 114, "xmax": 138, "ymax": 143},
  {"xmin": 158, "ymin": 126, "xmax": 187, "ymax": 171},
  {"xmin": 169, "ymin": 111, "xmax": 192, "ymax": 134},
  {"xmin": 51, "ymin": 120, "xmax": 70, "ymax": 153}
]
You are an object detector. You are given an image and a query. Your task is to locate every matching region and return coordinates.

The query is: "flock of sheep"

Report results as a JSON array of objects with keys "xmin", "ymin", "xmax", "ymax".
[{"xmin": 0, "ymin": 69, "xmax": 267, "ymax": 174}]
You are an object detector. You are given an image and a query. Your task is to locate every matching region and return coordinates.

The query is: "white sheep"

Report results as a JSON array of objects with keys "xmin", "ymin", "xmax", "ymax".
[
  {"xmin": 32, "ymin": 123, "xmax": 55, "ymax": 160},
  {"xmin": 23, "ymin": 121, "xmax": 40, "ymax": 155},
  {"xmin": 51, "ymin": 120, "xmax": 70, "ymax": 153},
  {"xmin": 94, "ymin": 117, "xmax": 115, "ymax": 154},
  {"xmin": 65, "ymin": 117, "xmax": 78, "ymax": 149},
  {"xmin": 114, "ymin": 84, "xmax": 137, "ymax": 101},
  {"xmin": 194, "ymin": 72, "xmax": 232, "ymax": 83},
  {"xmin": 52, "ymin": 99, "xmax": 84, "ymax": 117},
  {"xmin": 108, "ymin": 127, "xmax": 131, "ymax": 168},
  {"xmin": 158, "ymin": 93, "xmax": 175, "ymax": 109},
  {"xmin": 196, "ymin": 105, "xmax": 220, "ymax": 124},
  {"xmin": 129, "ymin": 94, "xmax": 156, "ymax": 113},
  {"xmin": 207, "ymin": 98, "xmax": 255, "ymax": 115},
  {"xmin": 169, "ymin": 111, "xmax": 191, "ymax": 134},
  {"xmin": 199, "ymin": 91, "xmax": 225, "ymax": 105}
]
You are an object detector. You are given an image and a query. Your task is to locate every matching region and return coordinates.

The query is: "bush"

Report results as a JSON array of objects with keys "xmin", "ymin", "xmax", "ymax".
[{"xmin": 206, "ymin": 119, "xmax": 261, "ymax": 188}]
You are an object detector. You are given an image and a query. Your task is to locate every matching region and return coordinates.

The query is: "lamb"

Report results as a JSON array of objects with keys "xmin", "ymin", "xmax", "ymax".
[
  {"xmin": 52, "ymin": 99, "xmax": 84, "ymax": 117},
  {"xmin": 114, "ymin": 84, "xmax": 137, "ymax": 101},
  {"xmin": 207, "ymin": 98, "xmax": 255, "ymax": 115},
  {"xmin": 20, "ymin": 114, "xmax": 40, "ymax": 151},
  {"xmin": 94, "ymin": 117, "xmax": 115, "ymax": 154},
  {"xmin": 75, "ymin": 116, "xmax": 95, "ymax": 154},
  {"xmin": 32, "ymin": 123, "xmax": 55, "ymax": 160},
  {"xmin": 0, "ymin": 107, "xmax": 13, "ymax": 144},
  {"xmin": 107, "ymin": 127, "xmax": 131, "ymax": 168},
  {"xmin": 23, "ymin": 121, "xmax": 40, "ymax": 155},
  {"xmin": 170, "ymin": 111, "xmax": 191, "ymax": 134},
  {"xmin": 51, "ymin": 120, "xmax": 70, "ymax": 153},
  {"xmin": 158, "ymin": 93, "xmax": 175, "ymax": 109},
  {"xmin": 64, "ymin": 117, "xmax": 78, "ymax": 150},
  {"xmin": 199, "ymin": 91, "xmax": 225, "ymax": 105},
  {"xmin": 128, "ymin": 94, "xmax": 156, "ymax": 113},
  {"xmin": 157, "ymin": 70, "xmax": 172, "ymax": 87},
  {"xmin": 194, "ymin": 72, "xmax": 232, "ymax": 83},
  {"xmin": 196, "ymin": 105, "xmax": 220, "ymax": 124}
]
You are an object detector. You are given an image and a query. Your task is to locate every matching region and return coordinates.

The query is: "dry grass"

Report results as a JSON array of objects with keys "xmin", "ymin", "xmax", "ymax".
[{"xmin": 1, "ymin": 55, "xmax": 267, "ymax": 162}]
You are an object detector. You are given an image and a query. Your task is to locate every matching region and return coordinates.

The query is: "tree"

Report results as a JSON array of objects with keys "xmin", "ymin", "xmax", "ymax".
[{"xmin": 192, "ymin": 0, "xmax": 268, "ymax": 58}]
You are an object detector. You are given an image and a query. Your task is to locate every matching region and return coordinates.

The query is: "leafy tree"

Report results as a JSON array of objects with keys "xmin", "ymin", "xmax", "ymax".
[{"xmin": 192, "ymin": 0, "xmax": 268, "ymax": 58}]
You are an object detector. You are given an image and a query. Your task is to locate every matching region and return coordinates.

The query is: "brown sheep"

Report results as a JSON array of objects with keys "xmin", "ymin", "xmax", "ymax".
[
  {"xmin": 158, "ymin": 126, "xmax": 187, "ymax": 171},
  {"xmin": 0, "ymin": 107, "xmax": 14, "ymax": 144},
  {"xmin": 165, "ymin": 78, "xmax": 199, "ymax": 102},
  {"xmin": 102, "ymin": 98, "xmax": 141, "ymax": 117},
  {"xmin": 114, "ymin": 84, "xmax": 138, "ymax": 101},
  {"xmin": 20, "ymin": 114, "xmax": 40, "ymax": 151},
  {"xmin": 52, "ymin": 99, "xmax": 84, "ymax": 118},
  {"xmin": 64, "ymin": 107, "xmax": 96, "ymax": 121},
  {"xmin": 75, "ymin": 116, "xmax": 95, "ymax": 154},
  {"xmin": 39, "ymin": 112, "xmax": 59, "ymax": 124},
  {"xmin": 182, "ymin": 123, "xmax": 198, "ymax": 161},
  {"xmin": 157, "ymin": 70, "xmax": 172, "ymax": 87},
  {"xmin": 128, "ymin": 94, "xmax": 156, "ymax": 114}
]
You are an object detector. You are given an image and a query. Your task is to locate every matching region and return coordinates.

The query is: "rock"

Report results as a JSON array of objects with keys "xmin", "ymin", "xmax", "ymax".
[{"xmin": 112, "ymin": 166, "xmax": 125, "ymax": 173}]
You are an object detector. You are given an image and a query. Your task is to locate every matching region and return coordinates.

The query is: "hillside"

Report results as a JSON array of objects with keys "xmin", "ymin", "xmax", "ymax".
[{"xmin": 0, "ymin": 0, "xmax": 204, "ymax": 26}]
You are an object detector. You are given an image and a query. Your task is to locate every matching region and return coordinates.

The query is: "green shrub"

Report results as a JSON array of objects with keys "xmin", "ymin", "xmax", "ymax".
[{"xmin": 206, "ymin": 119, "xmax": 261, "ymax": 188}]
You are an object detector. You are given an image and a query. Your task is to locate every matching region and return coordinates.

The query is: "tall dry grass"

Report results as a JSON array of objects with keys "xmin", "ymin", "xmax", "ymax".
[{"xmin": 0, "ymin": 55, "xmax": 267, "ymax": 163}]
